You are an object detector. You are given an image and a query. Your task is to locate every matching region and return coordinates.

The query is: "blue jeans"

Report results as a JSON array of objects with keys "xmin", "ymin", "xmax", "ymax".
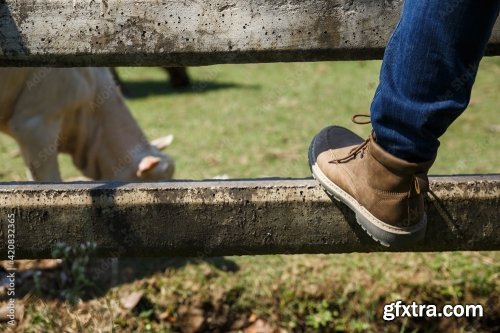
[{"xmin": 371, "ymin": 0, "xmax": 500, "ymax": 163}]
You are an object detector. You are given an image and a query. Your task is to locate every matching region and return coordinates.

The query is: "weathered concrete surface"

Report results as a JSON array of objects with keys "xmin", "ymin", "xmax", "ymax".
[
  {"xmin": 0, "ymin": 0, "xmax": 499, "ymax": 66},
  {"xmin": 0, "ymin": 175, "xmax": 498, "ymax": 259}
]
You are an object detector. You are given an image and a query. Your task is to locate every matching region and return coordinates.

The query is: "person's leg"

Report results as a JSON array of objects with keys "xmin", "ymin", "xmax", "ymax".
[
  {"xmin": 309, "ymin": 1, "xmax": 499, "ymax": 246},
  {"xmin": 371, "ymin": 0, "xmax": 500, "ymax": 163}
]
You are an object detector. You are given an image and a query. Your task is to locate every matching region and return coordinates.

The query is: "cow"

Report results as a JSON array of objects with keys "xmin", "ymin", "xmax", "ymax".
[{"xmin": 0, "ymin": 67, "xmax": 175, "ymax": 181}]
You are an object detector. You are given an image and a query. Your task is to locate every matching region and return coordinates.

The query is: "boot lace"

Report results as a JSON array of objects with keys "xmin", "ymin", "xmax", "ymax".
[{"xmin": 328, "ymin": 114, "xmax": 372, "ymax": 164}]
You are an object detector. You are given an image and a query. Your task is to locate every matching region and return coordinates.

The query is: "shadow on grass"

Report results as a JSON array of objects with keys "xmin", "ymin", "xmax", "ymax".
[
  {"xmin": 122, "ymin": 80, "xmax": 259, "ymax": 99},
  {"xmin": 117, "ymin": 257, "xmax": 240, "ymax": 283},
  {"xmin": 0, "ymin": 257, "xmax": 239, "ymax": 302}
]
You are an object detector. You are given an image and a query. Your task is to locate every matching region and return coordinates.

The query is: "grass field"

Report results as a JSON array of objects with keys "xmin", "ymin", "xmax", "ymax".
[{"xmin": 0, "ymin": 58, "xmax": 499, "ymax": 332}]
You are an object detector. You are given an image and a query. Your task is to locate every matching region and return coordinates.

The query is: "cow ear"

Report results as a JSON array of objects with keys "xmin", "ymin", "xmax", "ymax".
[
  {"xmin": 136, "ymin": 156, "xmax": 161, "ymax": 177},
  {"xmin": 150, "ymin": 134, "xmax": 174, "ymax": 151}
]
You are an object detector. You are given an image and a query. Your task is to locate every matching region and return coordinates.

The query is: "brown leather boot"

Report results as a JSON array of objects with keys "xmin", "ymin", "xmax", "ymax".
[{"xmin": 308, "ymin": 122, "xmax": 435, "ymax": 247}]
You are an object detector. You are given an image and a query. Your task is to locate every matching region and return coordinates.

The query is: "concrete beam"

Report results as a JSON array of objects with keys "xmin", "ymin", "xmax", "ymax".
[
  {"xmin": 0, "ymin": 175, "xmax": 498, "ymax": 259},
  {"xmin": 1, "ymin": 0, "xmax": 499, "ymax": 66}
]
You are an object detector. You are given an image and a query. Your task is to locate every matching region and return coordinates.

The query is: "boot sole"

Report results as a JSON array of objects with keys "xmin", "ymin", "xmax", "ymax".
[{"xmin": 308, "ymin": 135, "xmax": 426, "ymax": 247}]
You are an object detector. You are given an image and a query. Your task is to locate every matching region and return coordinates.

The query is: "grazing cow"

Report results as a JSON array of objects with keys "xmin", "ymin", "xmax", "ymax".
[{"xmin": 0, "ymin": 68, "xmax": 175, "ymax": 181}]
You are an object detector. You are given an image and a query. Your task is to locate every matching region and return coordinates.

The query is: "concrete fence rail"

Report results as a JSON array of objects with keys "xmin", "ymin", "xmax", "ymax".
[
  {"xmin": 0, "ymin": 0, "xmax": 499, "ymax": 66},
  {"xmin": 0, "ymin": 175, "xmax": 498, "ymax": 259}
]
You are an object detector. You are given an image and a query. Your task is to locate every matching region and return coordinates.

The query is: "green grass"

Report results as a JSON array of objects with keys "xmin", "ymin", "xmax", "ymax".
[
  {"xmin": 1, "ymin": 58, "xmax": 499, "ymax": 332},
  {"xmin": 2, "ymin": 59, "xmax": 498, "ymax": 180}
]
